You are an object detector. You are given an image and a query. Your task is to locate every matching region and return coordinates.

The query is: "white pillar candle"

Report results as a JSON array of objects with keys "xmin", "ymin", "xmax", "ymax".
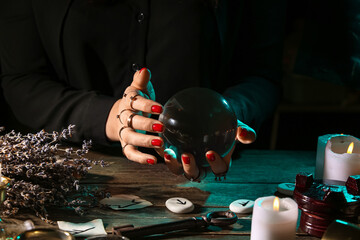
[
  {"xmin": 251, "ymin": 196, "xmax": 298, "ymax": 240},
  {"xmin": 315, "ymin": 134, "xmax": 344, "ymax": 178},
  {"xmin": 324, "ymin": 135, "xmax": 360, "ymax": 182}
]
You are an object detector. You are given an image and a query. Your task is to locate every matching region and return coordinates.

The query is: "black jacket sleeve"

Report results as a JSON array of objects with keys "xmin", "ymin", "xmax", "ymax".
[
  {"xmin": 221, "ymin": 0, "xmax": 286, "ymax": 131},
  {"xmin": 0, "ymin": 0, "xmax": 116, "ymax": 144}
]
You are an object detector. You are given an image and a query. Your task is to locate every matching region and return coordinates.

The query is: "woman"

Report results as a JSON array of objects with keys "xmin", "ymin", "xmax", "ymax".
[{"xmin": 0, "ymin": 0, "xmax": 285, "ymax": 181}]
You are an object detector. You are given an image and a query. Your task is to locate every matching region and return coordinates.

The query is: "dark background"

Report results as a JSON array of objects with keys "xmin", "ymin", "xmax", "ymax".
[
  {"xmin": 248, "ymin": 0, "xmax": 360, "ymax": 151},
  {"xmin": 1, "ymin": 0, "xmax": 360, "ymax": 151}
]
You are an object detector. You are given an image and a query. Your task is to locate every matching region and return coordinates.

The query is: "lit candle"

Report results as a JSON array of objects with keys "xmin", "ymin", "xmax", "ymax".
[
  {"xmin": 315, "ymin": 134, "xmax": 343, "ymax": 178},
  {"xmin": 323, "ymin": 135, "xmax": 360, "ymax": 182},
  {"xmin": 251, "ymin": 196, "xmax": 298, "ymax": 240}
]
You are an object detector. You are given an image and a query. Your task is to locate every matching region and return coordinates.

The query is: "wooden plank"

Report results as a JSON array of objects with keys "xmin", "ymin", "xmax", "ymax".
[
  {"xmin": 46, "ymin": 207, "xmax": 314, "ymax": 239},
  {"xmin": 7, "ymin": 207, "xmax": 317, "ymax": 239},
  {"xmin": 85, "ymin": 183, "xmax": 278, "ymax": 206},
  {"xmin": 83, "ymin": 150, "xmax": 316, "ymax": 185},
  {"xmin": 228, "ymin": 150, "xmax": 316, "ymax": 183},
  {"xmin": 1, "ymin": 150, "xmax": 319, "ymax": 240}
]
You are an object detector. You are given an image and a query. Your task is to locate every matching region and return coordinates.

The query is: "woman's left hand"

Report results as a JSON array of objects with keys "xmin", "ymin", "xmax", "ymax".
[{"xmin": 156, "ymin": 120, "xmax": 256, "ymax": 181}]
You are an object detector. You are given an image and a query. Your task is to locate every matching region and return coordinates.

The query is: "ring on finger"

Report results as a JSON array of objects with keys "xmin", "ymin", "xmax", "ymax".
[
  {"xmin": 123, "ymin": 90, "xmax": 138, "ymax": 99},
  {"xmin": 129, "ymin": 94, "xmax": 141, "ymax": 111},
  {"xmin": 127, "ymin": 112, "xmax": 137, "ymax": 128},
  {"xmin": 118, "ymin": 126, "xmax": 129, "ymax": 141},
  {"xmin": 122, "ymin": 143, "xmax": 130, "ymax": 155},
  {"xmin": 117, "ymin": 109, "xmax": 133, "ymax": 125},
  {"xmin": 213, "ymin": 171, "xmax": 227, "ymax": 181},
  {"xmin": 183, "ymin": 168, "xmax": 206, "ymax": 183},
  {"xmin": 212, "ymin": 167, "xmax": 228, "ymax": 181}
]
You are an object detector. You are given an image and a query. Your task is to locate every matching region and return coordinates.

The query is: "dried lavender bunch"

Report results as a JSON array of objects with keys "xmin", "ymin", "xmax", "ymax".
[{"xmin": 0, "ymin": 125, "xmax": 108, "ymax": 223}]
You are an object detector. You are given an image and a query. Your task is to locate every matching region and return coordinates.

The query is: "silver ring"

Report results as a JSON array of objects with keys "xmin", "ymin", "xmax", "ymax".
[
  {"xmin": 129, "ymin": 94, "xmax": 141, "ymax": 111},
  {"xmin": 127, "ymin": 113, "xmax": 137, "ymax": 128},
  {"xmin": 117, "ymin": 109, "xmax": 132, "ymax": 125},
  {"xmin": 212, "ymin": 170, "xmax": 228, "ymax": 181},
  {"xmin": 123, "ymin": 90, "xmax": 138, "ymax": 99},
  {"xmin": 118, "ymin": 126, "xmax": 128, "ymax": 141},
  {"xmin": 122, "ymin": 143, "xmax": 130, "ymax": 155},
  {"xmin": 183, "ymin": 169, "xmax": 203, "ymax": 183}
]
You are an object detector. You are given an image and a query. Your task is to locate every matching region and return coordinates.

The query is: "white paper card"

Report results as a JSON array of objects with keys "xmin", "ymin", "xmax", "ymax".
[
  {"xmin": 100, "ymin": 194, "xmax": 152, "ymax": 210},
  {"xmin": 57, "ymin": 219, "xmax": 107, "ymax": 237}
]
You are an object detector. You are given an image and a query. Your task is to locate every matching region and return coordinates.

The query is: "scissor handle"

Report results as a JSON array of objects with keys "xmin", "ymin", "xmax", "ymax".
[{"xmin": 205, "ymin": 211, "xmax": 238, "ymax": 227}]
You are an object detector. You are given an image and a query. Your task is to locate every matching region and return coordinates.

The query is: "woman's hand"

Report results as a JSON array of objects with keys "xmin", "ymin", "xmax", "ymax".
[
  {"xmin": 158, "ymin": 120, "xmax": 256, "ymax": 181},
  {"xmin": 105, "ymin": 68, "xmax": 165, "ymax": 165}
]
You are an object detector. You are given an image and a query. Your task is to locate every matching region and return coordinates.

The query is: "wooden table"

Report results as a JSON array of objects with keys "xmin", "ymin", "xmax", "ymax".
[{"xmin": 6, "ymin": 149, "xmax": 320, "ymax": 239}]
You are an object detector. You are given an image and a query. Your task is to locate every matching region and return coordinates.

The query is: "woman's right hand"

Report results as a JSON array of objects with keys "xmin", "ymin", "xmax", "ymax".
[{"xmin": 105, "ymin": 68, "xmax": 165, "ymax": 165}]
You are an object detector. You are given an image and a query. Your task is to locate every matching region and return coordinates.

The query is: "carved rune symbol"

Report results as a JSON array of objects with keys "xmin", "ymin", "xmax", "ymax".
[
  {"xmin": 238, "ymin": 201, "xmax": 249, "ymax": 206},
  {"xmin": 69, "ymin": 227, "xmax": 95, "ymax": 235},
  {"xmin": 177, "ymin": 199, "xmax": 187, "ymax": 205},
  {"xmin": 116, "ymin": 199, "xmax": 142, "ymax": 208}
]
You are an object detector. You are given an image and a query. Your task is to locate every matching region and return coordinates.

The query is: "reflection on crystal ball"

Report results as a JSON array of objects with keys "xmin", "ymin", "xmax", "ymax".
[{"xmin": 159, "ymin": 88, "xmax": 237, "ymax": 167}]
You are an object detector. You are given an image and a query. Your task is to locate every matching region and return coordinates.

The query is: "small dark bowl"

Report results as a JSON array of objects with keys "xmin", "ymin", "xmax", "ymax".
[{"xmin": 16, "ymin": 228, "xmax": 74, "ymax": 240}]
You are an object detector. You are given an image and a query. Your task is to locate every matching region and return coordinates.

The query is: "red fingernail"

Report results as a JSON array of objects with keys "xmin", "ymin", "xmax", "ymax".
[
  {"xmin": 151, "ymin": 105, "xmax": 163, "ymax": 113},
  {"xmin": 151, "ymin": 139, "xmax": 163, "ymax": 147},
  {"xmin": 139, "ymin": 68, "xmax": 147, "ymax": 74},
  {"xmin": 147, "ymin": 159, "xmax": 155, "ymax": 165},
  {"xmin": 240, "ymin": 129, "xmax": 248, "ymax": 138},
  {"xmin": 152, "ymin": 123, "xmax": 164, "ymax": 132},
  {"xmin": 164, "ymin": 153, "xmax": 171, "ymax": 160},
  {"xmin": 206, "ymin": 153, "xmax": 216, "ymax": 162},
  {"xmin": 182, "ymin": 155, "xmax": 190, "ymax": 164}
]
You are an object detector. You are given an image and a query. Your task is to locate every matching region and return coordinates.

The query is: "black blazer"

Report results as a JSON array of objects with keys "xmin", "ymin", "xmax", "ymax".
[{"xmin": 0, "ymin": 0, "xmax": 285, "ymax": 145}]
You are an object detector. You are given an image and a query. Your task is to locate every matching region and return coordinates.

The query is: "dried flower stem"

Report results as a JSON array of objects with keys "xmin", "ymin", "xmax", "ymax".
[{"xmin": 0, "ymin": 125, "xmax": 109, "ymax": 223}]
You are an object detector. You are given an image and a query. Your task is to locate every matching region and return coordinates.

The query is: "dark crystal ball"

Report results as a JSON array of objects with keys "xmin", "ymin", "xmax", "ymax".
[{"xmin": 159, "ymin": 88, "xmax": 237, "ymax": 167}]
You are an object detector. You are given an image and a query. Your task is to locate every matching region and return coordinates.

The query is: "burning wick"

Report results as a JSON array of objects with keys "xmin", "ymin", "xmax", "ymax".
[
  {"xmin": 273, "ymin": 197, "xmax": 280, "ymax": 211},
  {"xmin": 347, "ymin": 142, "xmax": 354, "ymax": 154}
]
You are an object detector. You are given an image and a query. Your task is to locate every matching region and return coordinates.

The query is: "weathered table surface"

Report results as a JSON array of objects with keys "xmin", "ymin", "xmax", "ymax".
[{"xmin": 6, "ymin": 149, "xmax": 321, "ymax": 239}]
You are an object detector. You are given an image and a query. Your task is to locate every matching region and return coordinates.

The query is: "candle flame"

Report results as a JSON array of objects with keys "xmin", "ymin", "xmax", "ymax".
[
  {"xmin": 273, "ymin": 197, "xmax": 280, "ymax": 211},
  {"xmin": 347, "ymin": 142, "xmax": 354, "ymax": 154}
]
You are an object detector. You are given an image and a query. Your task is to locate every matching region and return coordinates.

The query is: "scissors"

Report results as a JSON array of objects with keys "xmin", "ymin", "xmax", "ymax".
[{"xmin": 112, "ymin": 211, "xmax": 238, "ymax": 239}]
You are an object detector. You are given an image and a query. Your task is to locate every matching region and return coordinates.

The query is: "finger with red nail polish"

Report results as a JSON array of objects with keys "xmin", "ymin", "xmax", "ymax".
[
  {"xmin": 236, "ymin": 120, "xmax": 256, "ymax": 144},
  {"xmin": 151, "ymin": 139, "xmax": 163, "ymax": 147},
  {"xmin": 205, "ymin": 150, "xmax": 227, "ymax": 174},
  {"xmin": 182, "ymin": 153, "xmax": 199, "ymax": 181},
  {"xmin": 151, "ymin": 105, "xmax": 163, "ymax": 114},
  {"xmin": 152, "ymin": 123, "xmax": 164, "ymax": 132},
  {"xmin": 240, "ymin": 128, "xmax": 248, "ymax": 138},
  {"xmin": 162, "ymin": 149, "xmax": 182, "ymax": 175},
  {"xmin": 147, "ymin": 159, "xmax": 155, "ymax": 165}
]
